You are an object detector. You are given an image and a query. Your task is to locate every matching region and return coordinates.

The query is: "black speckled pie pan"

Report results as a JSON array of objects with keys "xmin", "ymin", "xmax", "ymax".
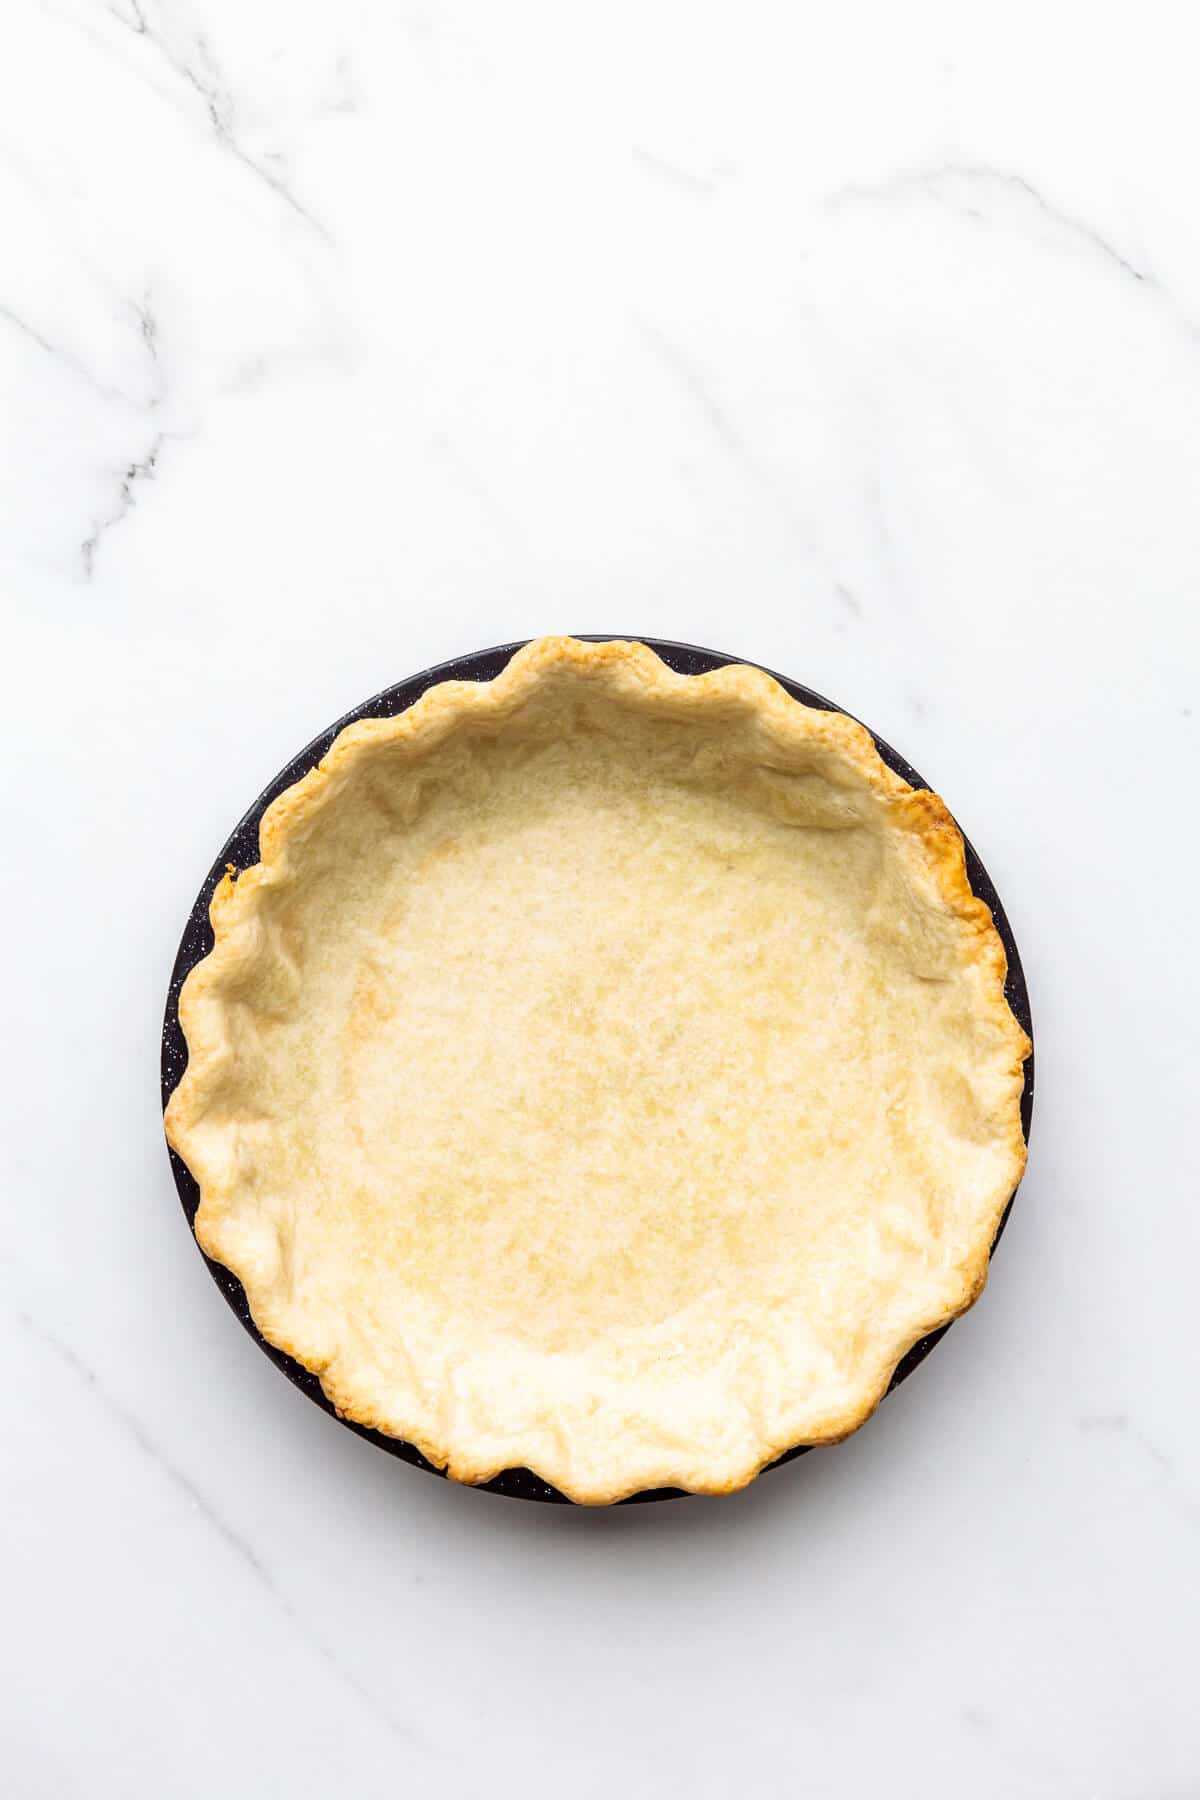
[{"xmin": 162, "ymin": 636, "xmax": 1034, "ymax": 1504}]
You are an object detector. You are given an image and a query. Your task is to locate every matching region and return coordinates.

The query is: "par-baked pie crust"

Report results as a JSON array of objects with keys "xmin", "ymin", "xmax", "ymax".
[{"xmin": 166, "ymin": 636, "xmax": 1030, "ymax": 1503}]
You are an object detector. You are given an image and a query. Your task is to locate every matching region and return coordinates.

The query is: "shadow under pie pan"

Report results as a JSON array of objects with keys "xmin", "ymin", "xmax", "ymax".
[{"xmin": 162, "ymin": 635, "xmax": 1034, "ymax": 1505}]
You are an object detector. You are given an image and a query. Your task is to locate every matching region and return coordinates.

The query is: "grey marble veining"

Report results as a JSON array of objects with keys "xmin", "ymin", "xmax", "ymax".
[{"xmin": 2, "ymin": 2, "xmax": 1198, "ymax": 1796}]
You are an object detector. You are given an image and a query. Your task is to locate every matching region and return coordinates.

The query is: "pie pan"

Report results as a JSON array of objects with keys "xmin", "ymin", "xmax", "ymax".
[{"xmin": 161, "ymin": 635, "xmax": 1034, "ymax": 1504}]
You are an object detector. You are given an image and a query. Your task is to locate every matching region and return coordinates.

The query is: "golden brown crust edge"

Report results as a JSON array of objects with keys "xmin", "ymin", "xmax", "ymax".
[{"xmin": 165, "ymin": 636, "xmax": 1031, "ymax": 1504}]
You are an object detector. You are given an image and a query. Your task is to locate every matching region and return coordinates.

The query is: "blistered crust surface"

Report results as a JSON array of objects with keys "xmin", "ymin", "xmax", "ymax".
[{"xmin": 166, "ymin": 637, "xmax": 1030, "ymax": 1503}]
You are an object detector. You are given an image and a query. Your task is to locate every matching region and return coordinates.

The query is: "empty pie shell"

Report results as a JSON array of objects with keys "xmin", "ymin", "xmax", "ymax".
[{"xmin": 165, "ymin": 636, "xmax": 1031, "ymax": 1504}]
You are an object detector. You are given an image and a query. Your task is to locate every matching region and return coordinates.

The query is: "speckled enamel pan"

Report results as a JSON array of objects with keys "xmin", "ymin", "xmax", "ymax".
[{"xmin": 161, "ymin": 636, "xmax": 1034, "ymax": 1504}]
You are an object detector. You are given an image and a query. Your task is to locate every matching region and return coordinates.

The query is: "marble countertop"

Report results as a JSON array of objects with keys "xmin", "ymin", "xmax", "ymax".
[{"xmin": 4, "ymin": 3, "xmax": 1198, "ymax": 1795}]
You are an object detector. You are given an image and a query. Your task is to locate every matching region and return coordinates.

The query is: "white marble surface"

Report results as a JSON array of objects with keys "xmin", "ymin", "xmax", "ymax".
[{"xmin": 3, "ymin": 2, "xmax": 1199, "ymax": 1794}]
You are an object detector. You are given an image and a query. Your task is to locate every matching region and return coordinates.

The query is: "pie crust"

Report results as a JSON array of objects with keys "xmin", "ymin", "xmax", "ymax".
[{"xmin": 166, "ymin": 636, "xmax": 1030, "ymax": 1503}]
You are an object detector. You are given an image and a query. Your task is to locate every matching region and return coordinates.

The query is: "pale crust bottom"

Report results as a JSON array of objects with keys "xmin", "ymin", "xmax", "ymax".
[{"xmin": 166, "ymin": 638, "xmax": 1030, "ymax": 1503}]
